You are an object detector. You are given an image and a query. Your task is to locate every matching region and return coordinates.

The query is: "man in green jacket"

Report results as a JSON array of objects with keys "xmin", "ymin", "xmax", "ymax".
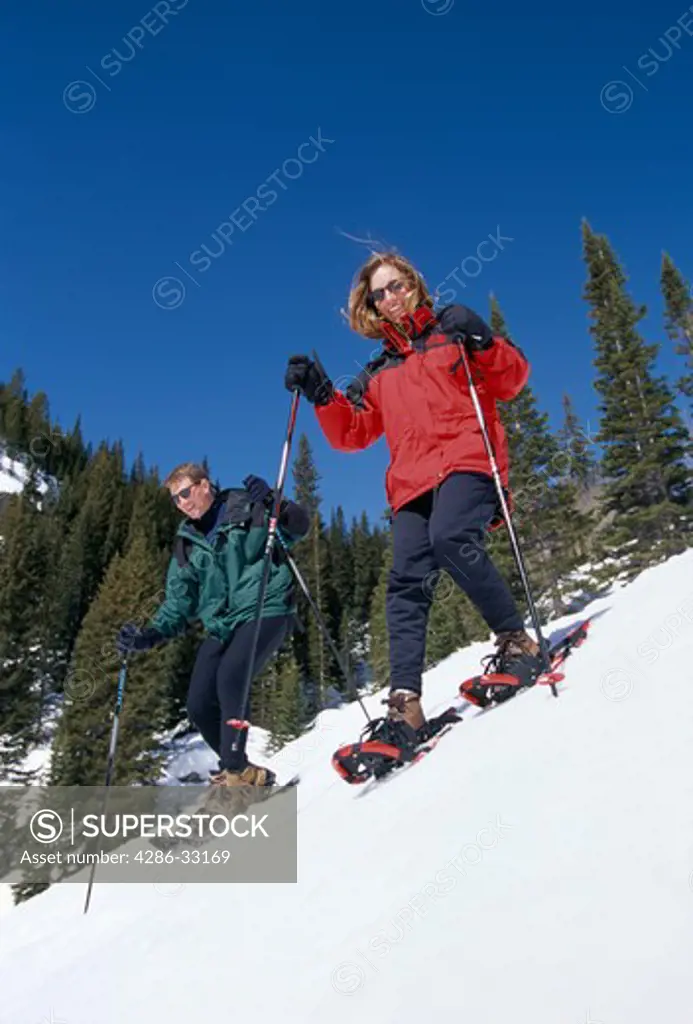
[{"xmin": 116, "ymin": 461, "xmax": 310, "ymax": 787}]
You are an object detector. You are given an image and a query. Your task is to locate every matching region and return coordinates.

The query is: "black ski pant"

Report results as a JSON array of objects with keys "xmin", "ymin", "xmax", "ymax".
[
  {"xmin": 186, "ymin": 614, "xmax": 293, "ymax": 772},
  {"xmin": 386, "ymin": 471, "xmax": 523, "ymax": 694}
]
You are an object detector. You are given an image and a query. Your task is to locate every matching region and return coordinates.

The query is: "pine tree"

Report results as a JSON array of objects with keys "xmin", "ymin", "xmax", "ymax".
[
  {"xmin": 324, "ymin": 506, "xmax": 356, "ymax": 689},
  {"xmin": 368, "ymin": 534, "xmax": 392, "ymax": 691},
  {"xmin": 0, "ymin": 369, "xmax": 29, "ymax": 454},
  {"xmin": 546, "ymin": 393, "xmax": 603, "ymax": 607},
  {"xmin": 50, "ymin": 529, "xmax": 172, "ymax": 786},
  {"xmin": 164, "ymin": 625, "xmax": 203, "ymax": 728},
  {"xmin": 263, "ymin": 646, "xmax": 304, "ymax": 750},
  {"xmin": 50, "ymin": 442, "xmax": 128, "ymax": 681},
  {"xmin": 660, "ymin": 252, "xmax": 693, "ymax": 414},
  {"xmin": 582, "ymin": 221, "xmax": 692, "ymax": 576},
  {"xmin": 58, "ymin": 415, "xmax": 90, "ymax": 481},
  {"xmin": 26, "ymin": 391, "xmax": 50, "ymax": 439},
  {"xmin": 557, "ymin": 393, "xmax": 599, "ymax": 490},
  {"xmin": 424, "ymin": 571, "xmax": 468, "ymax": 667},
  {"xmin": 347, "ymin": 512, "xmax": 380, "ymax": 666},
  {"xmin": 0, "ymin": 472, "xmax": 52, "ymax": 772},
  {"xmin": 290, "ymin": 434, "xmax": 329, "ymax": 712},
  {"xmin": 122, "ymin": 473, "xmax": 195, "ymax": 731},
  {"xmin": 10, "ymin": 881, "xmax": 51, "ymax": 906},
  {"xmin": 485, "ymin": 297, "xmax": 573, "ymax": 615}
]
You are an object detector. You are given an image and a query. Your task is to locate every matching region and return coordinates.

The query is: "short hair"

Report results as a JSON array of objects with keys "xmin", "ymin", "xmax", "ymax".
[{"xmin": 163, "ymin": 461, "xmax": 209, "ymax": 490}]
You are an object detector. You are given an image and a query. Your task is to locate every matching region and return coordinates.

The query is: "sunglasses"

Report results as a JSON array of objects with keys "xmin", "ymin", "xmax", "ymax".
[
  {"xmin": 368, "ymin": 279, "xmax": 408, "ymax": 305},
  {"xmin": 172, "ymin": 483, "xmax": 198, "ymax": 505}
]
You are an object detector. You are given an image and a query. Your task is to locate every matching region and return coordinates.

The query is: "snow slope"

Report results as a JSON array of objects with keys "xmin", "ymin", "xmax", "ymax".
[
  {"xmin": 0, "ymin": 449, "xmax": 50, "ymax": 498},
  {"xmin": 2, "ymin": 550, "xmax": 693, "ymax": 1024},
  {"xmin": 0, "ymin": 451, "xmax": 28, "ymax": 496}
]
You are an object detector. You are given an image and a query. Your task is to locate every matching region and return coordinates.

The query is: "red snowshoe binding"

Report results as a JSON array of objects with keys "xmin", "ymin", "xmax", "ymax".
[
  {"xmin": 332, "ymin": 691, "xmax": 462, "ymax": 784},
  {"xmin": 332, "ymin": 691, "xmax": 424, "ymax": 784},
  {"xmin": 460, "ymin": 629, "xmax": 546, "ymax": 708},
  {"xmin": 460, "ymin": 620, "xmax": 591, "ymax": 708}
]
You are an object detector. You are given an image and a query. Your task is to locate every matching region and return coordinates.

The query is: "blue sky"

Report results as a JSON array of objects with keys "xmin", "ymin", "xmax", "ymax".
[{"xmin": 2, "ymin": 0, "xmax": 692, "ymax": 526}]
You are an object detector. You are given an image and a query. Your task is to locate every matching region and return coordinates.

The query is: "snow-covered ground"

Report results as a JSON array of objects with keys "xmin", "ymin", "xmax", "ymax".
[
  {"xmin": 2, "ymin": 549, "xmax": 693, "ymax": 1023},
  {"xmin": 0, "ymin": 449, "xmax": 51, "ymax": 497},
  {"xmin": 0, "ymin": 451, "xmax": 28, "ymax": 496}
]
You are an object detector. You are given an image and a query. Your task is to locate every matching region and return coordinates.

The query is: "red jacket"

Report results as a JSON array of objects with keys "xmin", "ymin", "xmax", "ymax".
[{"xmin": 315, "ymin": 307, "xmax": 529, "ymax": 516}]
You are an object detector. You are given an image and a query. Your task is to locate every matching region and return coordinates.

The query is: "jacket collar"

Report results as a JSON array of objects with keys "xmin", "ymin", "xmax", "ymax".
[{"xmin": 177, "ymin": 487, "xmax": 252, "ymax": 543}]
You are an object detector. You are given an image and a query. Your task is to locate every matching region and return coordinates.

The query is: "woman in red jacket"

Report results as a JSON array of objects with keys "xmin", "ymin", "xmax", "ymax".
[{"xmin": 285, "ymin": 251, "xmax": 543, "ymax": 735}]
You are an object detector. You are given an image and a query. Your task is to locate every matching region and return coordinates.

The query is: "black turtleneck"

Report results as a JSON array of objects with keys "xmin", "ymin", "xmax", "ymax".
[{"xmin": 192, "ymin": 493, "xmax": 226, "ymax": 541}]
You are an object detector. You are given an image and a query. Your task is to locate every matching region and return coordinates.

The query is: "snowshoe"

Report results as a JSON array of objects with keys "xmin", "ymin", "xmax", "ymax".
[
  {"xmin": 332, "ymin": 709, "xmax": 421, "ymax": 786},
  {"xmin": 460, "ymin": 629, "xmax": 546, "ymax": 708},
  {"xmin": 545, "ymin": 618, "xmax": 591, "ymax": 671},
  {"xmin": 332, "ymin": 691, "xmax": 460, "ymax": 785},
  {"xmin": 460, "ymin": 619, "xmax": 591, "ymax": 708}
]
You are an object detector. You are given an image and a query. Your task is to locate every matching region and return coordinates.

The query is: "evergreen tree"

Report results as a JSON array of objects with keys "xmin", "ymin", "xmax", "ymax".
[
  {"xmin": 545, "ymin": 393, "xmax": 603, "ymax": 608},
  {"xmin": 424, "ymin": 571, "xmax": 468, "ymax": 666},
  {"xmin": 346, "ymin": 512, "xmax": 381, "ymax": 668},
  {"xmin": 124, "ymin": 473, "xmax": 195, "ymax": 731},
  {"xmin": 26, "ymin": 391, "xmax": 50, "ymax": 441},
  {"xmin": 660, "ymin": 252, "xmax": 693, "ymax": 412},
  {"xmin": 0, "ymin": 472, "xmax": 52, "ymax": 772},
  {"xmin": 486, "ymin": 297, "xmax": 574, "ymax": 615},
  {"xmin": 290, "ymin": 434, "xmax": 329, "ymax": 712},
  {"xmin": 58, "ymin": 415, "xmax": 90, "ymax": 481},
  {"xmin": 368, "ymin": 534, "xmax": 392, "ymax": 691},
  {"xmin": 10, "ymin": 881, "xmax": 51, "ymax": 906},
  {"xmin": 102, "ymin": 440, "xmax": 130, "ymax": 567},
  {"xmin": 50, "ymin": 529, "xmax": 172, "ymax": 786},
  {"xmin": 262, "ymin": 645, "xmax": 304, "ymax": 750},
  {"xmin": 324, "ymin": 506, "xmax": 356, "ymax": 688},
  {"xmin": 164, "ymin": 626, "xmax": 203, "ymax": 728},
  {"xmin": 0, "ymin": 369, "xmax": 29, "ymax": 454},
  {"xmin": 582, "ymin": 220, "xmax": 692, "ymax": 575},
  {"xmin": 24, "ymin": 391, "xmax": 55, "ymax": 481},
  {"xmin": 557, "ymin": 393, "xmax": 599, "ymax": 490},
  {"xmin": 51, "ymin": 442, "xmax": 127, "ymax": 679}
]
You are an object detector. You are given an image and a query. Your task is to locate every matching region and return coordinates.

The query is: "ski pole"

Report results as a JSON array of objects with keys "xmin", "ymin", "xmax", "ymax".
[
  {"xmin": 275, "ymin": 530, "xmax": 372, "ymax": 724},
  {"xmin": 83, "ymin": 655, "xmax": 129, "ymax": 915},
  {"xmin": 228, "ymin": 390, "xmax": 301, "ymax": 757},
  {"xmin": 452, "ymin": 334, "xmax": 557, "ymax": 696}
]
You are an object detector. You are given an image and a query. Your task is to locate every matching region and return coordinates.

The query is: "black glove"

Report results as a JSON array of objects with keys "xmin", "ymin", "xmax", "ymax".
[
  {"xmin": 116, "ymin": 623, "xmax": 164, "ymax": 655},
  {"xmin": 243, "ymin": 474, "xmax": 273, "ymax": 507},
  {"xmin": 284, "ymin": 354, "xmax": 333, "ymax": 406},
  {"xmin": 438, "ymin": 305, "xmax": 494, "ymax": 351}
]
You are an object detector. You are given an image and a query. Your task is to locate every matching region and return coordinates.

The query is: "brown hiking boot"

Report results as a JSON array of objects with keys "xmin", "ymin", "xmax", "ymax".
[
  {"xmin": 384, "ymin": 689, "xmax": 425, "ymax": 733},
  {"xmin": 210, "ymin": 763, "xmax": 277, "ymax": 787},
  {"xmin": 489, "ymin": 630, "xmax": 544, "ymax": 688},
  {"xmin": 354, "ymin": 688, "xmax": 426, "ymax": 770},
  {"xmin": 496, "ymin": 629, "xmax": 540, "ymax": 657}
]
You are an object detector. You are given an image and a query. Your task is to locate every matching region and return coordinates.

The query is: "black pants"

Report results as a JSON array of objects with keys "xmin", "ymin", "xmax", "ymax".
[
  {"xmin": 386, "ymin": 471, "xmax": 523, "ymax": 694},
  {"xmin": 187, "ymin": 614, "xmax": 293, "ymax": 771}
]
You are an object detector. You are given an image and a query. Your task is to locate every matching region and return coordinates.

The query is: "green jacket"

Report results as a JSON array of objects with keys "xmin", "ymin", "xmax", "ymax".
[{"xmin": 149, "ymin": 488, "xmax": 310, "ymax": 644}]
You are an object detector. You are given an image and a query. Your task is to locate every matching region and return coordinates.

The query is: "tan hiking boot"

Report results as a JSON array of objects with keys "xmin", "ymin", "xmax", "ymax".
[
  {"xmin": 210, "ymin": 763, "xmax": 277, "ymax": 787},
  {"xmin": 203, "ymin": 762, "xmax": 278, "ymax": 820},
  {"xmin": 384, "ymin": 689, "xmax": 425, "ymax": 732}
]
